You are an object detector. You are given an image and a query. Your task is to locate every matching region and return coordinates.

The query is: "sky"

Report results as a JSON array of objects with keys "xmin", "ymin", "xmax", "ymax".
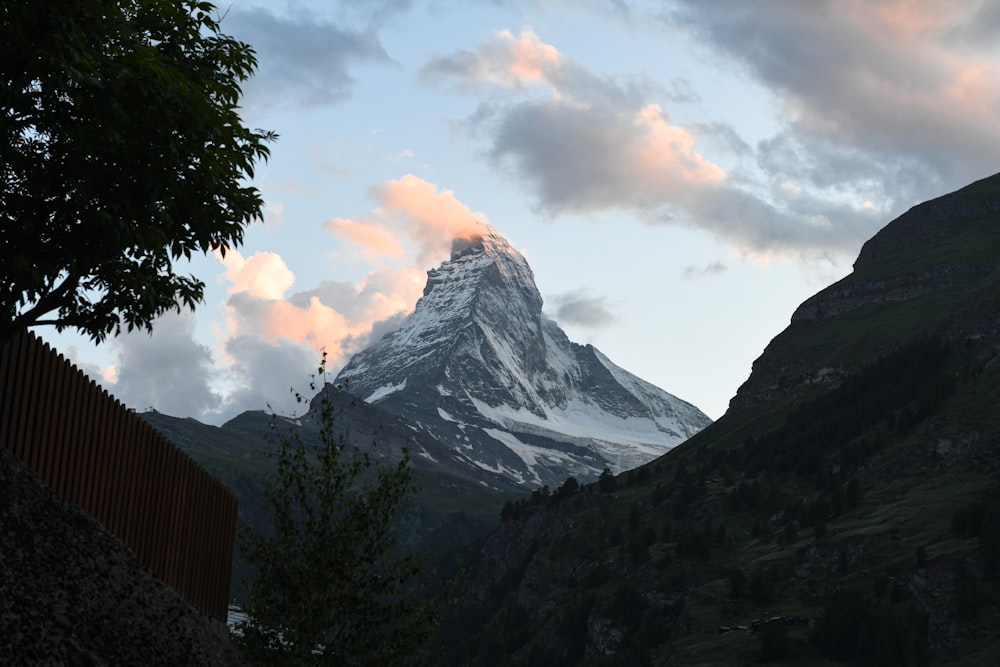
[{"xmin": 41, "ymin": 0, "xmax": 1000, "ymax": 425}]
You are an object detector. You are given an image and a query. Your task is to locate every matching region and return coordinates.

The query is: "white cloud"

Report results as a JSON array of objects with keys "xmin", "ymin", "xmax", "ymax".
[{"xmin": 108, "ymin": 311, "xmax": 222, "ymax": 419}]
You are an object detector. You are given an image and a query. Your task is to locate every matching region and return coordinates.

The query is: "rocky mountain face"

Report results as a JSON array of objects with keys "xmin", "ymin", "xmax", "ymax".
[
  {"xmin": 729, "ymin": 175, "xmax": 1000, "ymax": 415},
  {"xmin": 439, "ymin": 173, "xmax": 1000, "ymax": 665},
  {"xmin": 333, "ymin": 223, "xmax": 711, "ymax": 490}
]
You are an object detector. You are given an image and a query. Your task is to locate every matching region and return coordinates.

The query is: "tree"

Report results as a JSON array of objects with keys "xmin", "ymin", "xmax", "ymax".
[
  {"xmin": 553, "ymin": 475, "xmax": 579, "ymax": 501},
  {"xmin": 1, "ymin": 0, "xmax": 274, "ymax": 345},
  {"xmin": 236, "ymin": 359, "xmax": 444, "ymax": 665},
  {"xmin": 598, "ymin": 467, "xmax": 617, "ymax": 493}
]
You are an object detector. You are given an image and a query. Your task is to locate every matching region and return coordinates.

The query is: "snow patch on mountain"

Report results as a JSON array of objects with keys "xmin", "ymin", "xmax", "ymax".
[
  {"xmin": 481, "ymin": 429, "xmax": 544, "ymax": 486},
  {"xmin": 366, "ymin": 380, "xmax": 407, "ymax": 404},
  {"xmin": 471, "ymin": 398, "xmax": 685, "ymax": 448}
]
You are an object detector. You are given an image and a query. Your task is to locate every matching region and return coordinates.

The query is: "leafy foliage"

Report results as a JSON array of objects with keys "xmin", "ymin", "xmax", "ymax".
[
  {"xmin": 236, "ymin": 360, "xmax": 443, "ymax": 665},
  {"xmin": 1, "ymin": 0, "xmax": 274, "ymax": 344}
]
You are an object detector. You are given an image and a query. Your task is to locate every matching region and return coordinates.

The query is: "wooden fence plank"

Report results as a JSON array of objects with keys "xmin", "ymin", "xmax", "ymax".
[
  {"xmin": 12, "ymin": 333, "xmax": 39, "ymax": 462},
  {"xmin": 49, "ymin": 350, "xmax": 74, "ymax": 501}
]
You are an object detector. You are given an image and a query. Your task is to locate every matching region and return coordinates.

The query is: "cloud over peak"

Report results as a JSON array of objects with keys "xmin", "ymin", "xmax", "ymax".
[{"xmin": 326, "ymin": 174, "xmax": 490, "ymax": 268}]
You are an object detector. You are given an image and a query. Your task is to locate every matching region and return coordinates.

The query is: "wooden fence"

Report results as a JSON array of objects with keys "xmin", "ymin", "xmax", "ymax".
[{"xmin": 0, "ymin": 330, "xmax": 237, "ymax": 621}]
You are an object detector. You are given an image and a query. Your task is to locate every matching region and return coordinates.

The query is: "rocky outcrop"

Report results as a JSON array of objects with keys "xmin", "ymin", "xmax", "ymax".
[
  {"xmin": 0, "ymin": 446, "xmax": 243, "ymax": 666},
  {"xmin": 728, "ymin": 172, "xmax": 1000, "ymax": 416}
]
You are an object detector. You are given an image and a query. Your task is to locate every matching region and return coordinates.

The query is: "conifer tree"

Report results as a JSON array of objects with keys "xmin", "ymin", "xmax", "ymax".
[{"xmin": 236, "ymin": 357, "xmax": 443, "ymax": 665}]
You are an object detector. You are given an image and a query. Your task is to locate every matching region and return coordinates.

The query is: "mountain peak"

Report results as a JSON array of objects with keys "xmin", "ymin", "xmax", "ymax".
[
  {"xmin": 450, "ymin": 234, "xmax": 484, "ymax": 260},
  {"xmin": 448, "ymin": 222, "xmax": 513, "ymax": 258},
  {"xmin": 335, "ymin": 223, "xmax": 710, "ymax": 489}
]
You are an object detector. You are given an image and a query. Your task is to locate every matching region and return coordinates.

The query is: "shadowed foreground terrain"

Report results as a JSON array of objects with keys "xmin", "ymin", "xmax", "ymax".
[{"xmin": 0, "ymin": 446, "xmax": 242, "ymax": 666}]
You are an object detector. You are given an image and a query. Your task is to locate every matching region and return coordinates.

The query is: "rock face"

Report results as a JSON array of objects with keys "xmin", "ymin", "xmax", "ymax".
[
  {"xmin": 0, "ymin": 446, "xmax": 243, "ymax": 666},
  {"xmin": 334, "ymin": 223, "xmax": 710, "ymax": 489},
  {"xmin": 728, "ymin": 172, "xmax": 1000, "ymax": 415}
]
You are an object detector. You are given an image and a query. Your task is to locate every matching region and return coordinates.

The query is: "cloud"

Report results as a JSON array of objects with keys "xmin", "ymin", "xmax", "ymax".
[
  {"xmin": 681, "ymin": 261, "xmax": 727, "ymax": 280},
  {"xmin": 61, "ymin": 347, "xmax": 111, "ymax": 387},
  {"xmin": 218, "ymin": 249, "xmax": 295, "ymax": 300},
  {"xmin": 547, "ymin": 290, "xmax": 615, "ymax": 329},
  {"xmin": 108, "ymin": 312, "xmax": 222, "ymax": 418},
  {"xmin": 426, "ymin": 12, "xmax": 1000, "ymax": 263},
  {"xmin": 682, "ymin": 182, "xmax": 885, "ymax": 260},
  {"xmin": 225, "ymin": 6, "xmax": 392, "ymax": 111},
  {"xmin": 422, "ymin": 29, "xmax": 725, "ymax": 215},
  {"xmin": 490, "ymin": 100, "xmax": 724, "ymax": 214},
  {"xmin": 667, "ymin": 0, "xmax": 1000, "ymax": 204},
  {"xmin": 323, "ymin": 218, "xmax": 408, "ymax": 262},
  {"xmin": 423, "ymin": 26, "xmax": 879, "ymax": 260},
  {"xmin": 690, "ymin": 121, "xmax": 755, "ymax": 160},
  {"xmin": 324, "ymin": 174, "xmax": 490, "ymax": 268},
  {"xmin": 421, "ymin": 27, "xmax": 562, "ymax": 91},
  {"xmin": 215, "ymin": 335, "xmax": 322, "ymax": 420}
]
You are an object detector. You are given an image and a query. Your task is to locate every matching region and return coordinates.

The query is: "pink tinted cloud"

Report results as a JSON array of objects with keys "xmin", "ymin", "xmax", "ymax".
[
  {"xmin": 219, "ymin": 176, "xmax": 489, "ymax": 379},
  {"xmin": 688, "ymin": 0, "xmax": 1000, "ymax": 173},
  {"xmin": 374, "ymin": 174, "xmax": 487, "ymax": 237},
  {"xmin": 325, "ymin": 175, "xmax": 490, "ymax": 269},
  {"xmin": 493, "ymin": 27, "xmax": 561, "ymax": 87},
  {"xmin": 633, "ymin": 104, "xmax": 725, "ymax": 191},
  {"xmin": 421, "ymin": 27, "xmax": 562, "ymax": 91},
  {"xmin": 216, "ymin": 247, "xmax": 428, "ymax": 374},
  {"xmin": 220, "ymin": 278, "xmax": 421, "ymax": 361},
  {"xmin": 255, "ymin": 297, "xmax": 351, "ymax": 358},
  {"xmin": 217, "ymin": 249, "xmax": 296, "ymax": 300},
  {"xmin": 323, "ymin": 217, "xmax": 407, "ymax": 261},
  {"xmin": 860, "ymin": 0, "xmax": 948, "ymax": 37}
]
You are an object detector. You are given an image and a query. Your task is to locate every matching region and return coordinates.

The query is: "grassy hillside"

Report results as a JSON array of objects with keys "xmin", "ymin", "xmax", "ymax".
[{"xmin": 438, "ymin": 173, "xmax": 1000, "ymax": 666}]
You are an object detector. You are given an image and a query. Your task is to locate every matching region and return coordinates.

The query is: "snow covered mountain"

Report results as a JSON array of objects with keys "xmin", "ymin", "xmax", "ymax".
[{"xmin": 332, "ymin": 223, "xmax": 711, "ymax": 489}]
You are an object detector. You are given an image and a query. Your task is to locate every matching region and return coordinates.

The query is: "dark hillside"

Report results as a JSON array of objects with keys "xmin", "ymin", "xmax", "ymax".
[
  {"xmin": 439, "ymin": 173, "xmax": 1000, "ymax": 666},
  {"xmin": 141, "ymin": 389, "xmax": 513, "ymax": 601}
]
